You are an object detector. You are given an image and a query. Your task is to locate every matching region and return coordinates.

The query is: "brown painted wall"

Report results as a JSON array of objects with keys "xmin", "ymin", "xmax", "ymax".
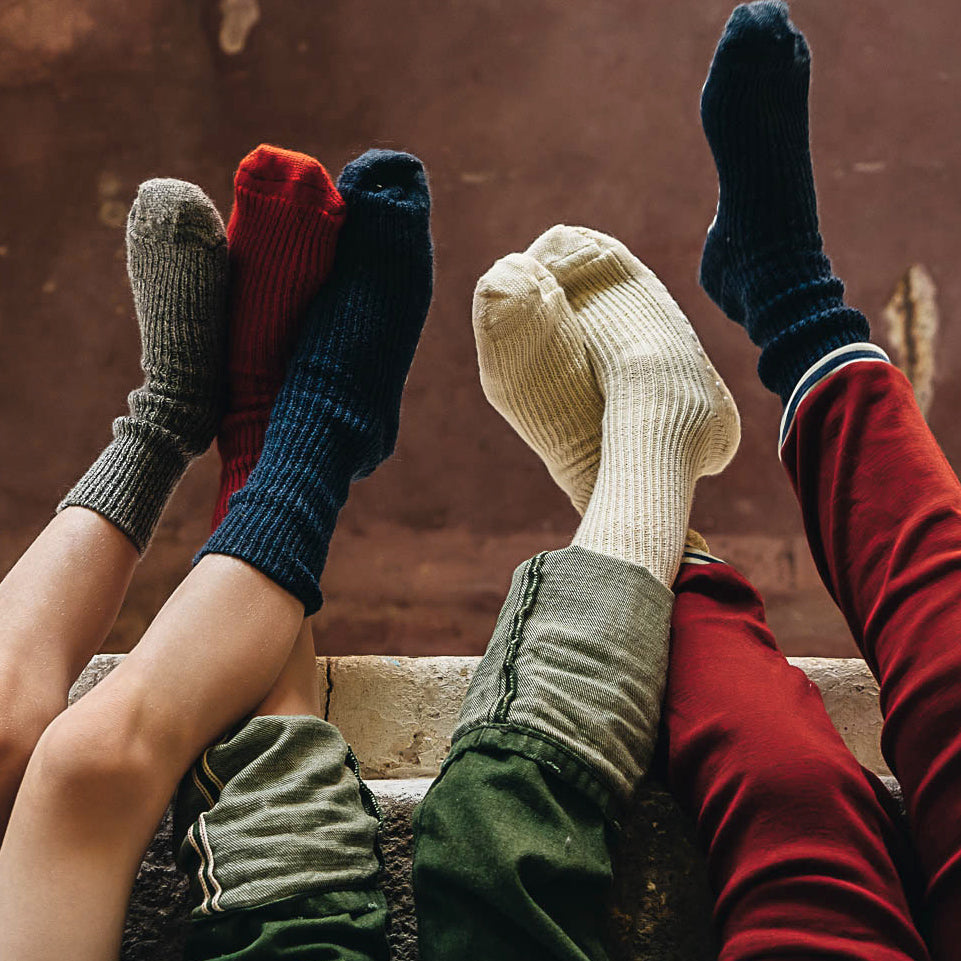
[{"xmin": 1, "ymin": 0, "xmax": 958, "ymax": 658}]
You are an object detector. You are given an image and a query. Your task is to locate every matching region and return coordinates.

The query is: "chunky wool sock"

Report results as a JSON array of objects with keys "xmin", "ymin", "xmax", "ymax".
[
  {"xmin": 528, "ymin": 225, "xmax": 740, "ymax": 588},
  {"xmin": 473, "ymin": 246, "xmax": 710, "ymax": 568},
  {"xmin": 473, "ymin": 252, "xmax": 601, "ymax": 513},
  {"xmin": 59, "ymin": 180, "xmax": 227, "ymax": 552},
  {"xmin": 197, "ymin": 150, "xmax": 432, "ymax": 613},
  {"xmin": 699, "ymin": 0, "xmax": 869, "ymax": 403},
  {"xmin": 213, "ymin": 145, "xmax": 346, "ymax": 529}
]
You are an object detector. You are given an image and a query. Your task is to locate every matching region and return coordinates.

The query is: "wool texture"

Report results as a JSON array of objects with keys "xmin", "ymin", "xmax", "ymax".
[
  {"xmin": 59, "ymin": 179, "xmax": 228, "ymax": 552},
  {"xmin": 213, "ymin": 145, "xmax": 346, "ymax": 529},
  {"xmin": 473, "ymin": 248, "xmax": 713, "ymax": 568},
  {"xmin": 197, "ymin": 150, "xmax": 433, "ymax": 614},
  {"xmin": 527, "ymin": 225, "xmax": 740, "ymax": 588},
  {"xmin": 473, "ymin": 252, "xmax": 601, "ymax": 514},
  {"xmin": 699, "ymin": 0, "xmax": 869, "ymax": 403}
]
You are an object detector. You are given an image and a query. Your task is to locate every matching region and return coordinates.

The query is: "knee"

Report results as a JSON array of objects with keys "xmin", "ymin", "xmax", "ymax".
[
  {"xmin": 0, "ymin": 679, "xmax": 62, "ymax": 788},
  {"xmin": 0, "ymin": 714, "xmax": 43, "ymax": 791},
  {"xmin": 28, "ymin": 701, "xmax": 160, "ymax": 817}
]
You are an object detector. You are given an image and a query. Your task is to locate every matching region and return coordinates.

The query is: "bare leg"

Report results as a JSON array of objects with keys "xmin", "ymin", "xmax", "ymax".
[
  {"xmin": 253, "ymin": 619, "xmax": 322, "ymax": 718},
  {"xmin": 0, "ymin": 178, "xmax": 227, "ymax": 833},
  {"xmin": 0, "ymin": 555, "xmax": 303, "ymax": 961},
  {"xmin": 0, "ymin": 508, "xmax": 138, "ymax": 833}
]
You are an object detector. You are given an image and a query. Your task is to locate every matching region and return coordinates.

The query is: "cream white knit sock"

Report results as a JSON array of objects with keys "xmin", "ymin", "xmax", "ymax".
[
  {"xmin": 527, "ymin": 225, "xmax": 740, "ymax": 587},
  {"xmin": 473, "ymin": 252, "xmax": 601, "ymax": 513}
]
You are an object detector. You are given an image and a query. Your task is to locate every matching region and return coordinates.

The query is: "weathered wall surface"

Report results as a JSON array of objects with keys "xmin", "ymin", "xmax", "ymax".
[{"xmin": 1, "ymin": 1, "xmax": 958, "ymax": 656}]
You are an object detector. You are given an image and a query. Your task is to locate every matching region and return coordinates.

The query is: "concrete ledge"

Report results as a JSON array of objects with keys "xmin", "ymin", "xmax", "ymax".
[
  {"xmin": 66, "ymin": 655, "xmax": 894, "ymax": 959},
  {"xmin": 71, "ymin": 654, "xmax": 889, "ymax": 778}
]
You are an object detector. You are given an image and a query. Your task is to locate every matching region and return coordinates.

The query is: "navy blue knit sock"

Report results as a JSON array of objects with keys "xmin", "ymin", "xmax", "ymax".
[
  {"xmin": 699, "ymin": 0, "xmax": 869, "ymax": 404},
  {"xmin": 196, "ymin": 149, "xmax": 432, "ymax": 613}
]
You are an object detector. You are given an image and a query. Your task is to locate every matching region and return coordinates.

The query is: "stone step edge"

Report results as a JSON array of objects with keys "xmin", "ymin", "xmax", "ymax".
[{"xmin": 71, "ymin": 654, "xmax": 888, "ymax": 779}]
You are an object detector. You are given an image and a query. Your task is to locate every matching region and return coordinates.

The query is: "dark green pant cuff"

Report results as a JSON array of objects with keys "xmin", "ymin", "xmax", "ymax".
[
  {"xmin": 184, "ymin": 887, "xmax": 388, "ymax": 961},
  {"xmin": 447, "ymin": 724, "xmax": 621, "ymax": 827}
]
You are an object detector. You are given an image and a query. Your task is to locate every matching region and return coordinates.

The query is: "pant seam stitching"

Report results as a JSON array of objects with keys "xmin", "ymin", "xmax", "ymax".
[{"xmin": 492, "ymin": 551, "xmax": 546, "ymax": 723}]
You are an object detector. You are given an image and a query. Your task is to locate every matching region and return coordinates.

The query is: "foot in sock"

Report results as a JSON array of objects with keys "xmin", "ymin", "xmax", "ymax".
[
  {"xmin": 473, "ymin": 253, "xmax": 601, "ymax": 514},
  {"xmin": 213, "ymin": 145, "xmax": 346, "ymax": 529},
  {"xmin": 58, "ymin": 179, "xmax": 228, "ymax": 552},
  {"xmin": 525, "ymin": 225, "xmax": 740, "ymax": 587},
  {"xmin": 700, "ymin": 0, "xmax": 869, "ymax": 402},
  {"xmin": 198, "ymin": 149, "xmax": 433, "ymax": 614},
  {"xmin": 473, "ymin": 238, "xmax": 728, "ymax": 578}
]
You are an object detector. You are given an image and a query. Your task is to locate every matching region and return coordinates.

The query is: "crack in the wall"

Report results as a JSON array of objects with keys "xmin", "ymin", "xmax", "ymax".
[
  {"xmin": 324, "ymin": 658, "xmax": 333, "ymax": 721},
  {"xmin": 884, "ymin": 264, "xmax": 939, "ymax": 419}
]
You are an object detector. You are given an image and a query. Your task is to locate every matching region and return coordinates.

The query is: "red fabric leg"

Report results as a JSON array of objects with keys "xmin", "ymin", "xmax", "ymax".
[
  {"xmin": 782, "ymin": 361, "xmax": 961, "ymax": 956},
  {"xmin": 662, "ymin": 560, "xmax": 928, "ymax": 961}
]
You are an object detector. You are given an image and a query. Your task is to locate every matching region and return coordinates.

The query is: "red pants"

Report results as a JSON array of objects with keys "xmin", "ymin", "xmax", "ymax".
[{"xmin": 664, "ymin": 361, "xmax": 961, "ymax": 960}]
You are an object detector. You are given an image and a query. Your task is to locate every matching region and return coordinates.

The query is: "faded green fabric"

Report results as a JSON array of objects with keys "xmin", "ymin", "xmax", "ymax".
[
  {"xmin": 413, "ymin": 546, "xmax": 672, "ymax": 959},
  {"xmin": 176, "ymin": 545, "xmax": 669, "ymax": 961},
  {"xmin": 173, "ymin": 715, "xmax": 381, "ymax": 920},
  {"xmin": 413, "ymin": 746, "xmax": 616, "ymax": 961},
  {"xmin": 454, "ymin": 545, "xmax": 673, "ymax": 804},
  {"xmin": 182, "ymin": 888, "xmax": 388, "ymax": 961}
]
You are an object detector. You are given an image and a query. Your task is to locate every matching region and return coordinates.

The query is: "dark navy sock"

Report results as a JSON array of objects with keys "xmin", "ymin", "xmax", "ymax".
[
  {"xmin": 699, "ymin": 0, "xmax": 869, "ymax": 404},
  {"xmin": 197, "ymin": 149, "xmax": 433, "ymax": 613}
]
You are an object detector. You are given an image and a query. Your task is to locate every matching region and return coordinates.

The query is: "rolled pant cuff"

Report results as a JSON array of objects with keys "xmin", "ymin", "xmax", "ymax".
[
  {"xmin": 174, "ymin": 715, "xmax": 381, "ymax": 919},
  {"xmin": 778, "ymin": 342, "xmax": 890, "ymax": 453},
  {"xmin": 452, "ymin": 545, "xmax": 674, "ymax": 808}
]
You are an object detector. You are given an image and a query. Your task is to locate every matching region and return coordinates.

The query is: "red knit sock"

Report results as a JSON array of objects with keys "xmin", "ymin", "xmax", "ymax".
[{"xmin": 213, "ymin": 144, "xmax": 346, "ymax": 529}]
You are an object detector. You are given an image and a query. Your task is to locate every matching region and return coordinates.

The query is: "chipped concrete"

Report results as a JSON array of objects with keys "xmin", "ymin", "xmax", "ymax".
[
  {"xmin": 792, "ymin": 656, "xmax": 888, "ymax": 776},
  {"xmin": 326, "ymin": 655, "xmax": 476, "ymax": 778},
  {"xmin": 72, "ymin": 654, "xmax": 888, "ymax": 777},
  {"xmin": 219, "ymin": 0, "xmax": 260, "ymax": 55},
  {"xmin": 884, "ymin": 264, "xmax": 940, "ymax": 418}
]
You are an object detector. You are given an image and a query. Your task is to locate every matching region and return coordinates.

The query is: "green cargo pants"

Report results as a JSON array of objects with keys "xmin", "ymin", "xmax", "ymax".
[{"xmin": 173, "ymin": 546, "xmax": 673, "ymax": 960}]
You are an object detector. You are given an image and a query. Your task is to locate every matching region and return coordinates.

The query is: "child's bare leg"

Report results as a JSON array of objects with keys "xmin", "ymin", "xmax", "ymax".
[
  {"xmin": 0, "ymin": 181, "xmax": 227, "ymax": 835},
  {"xmin": 0, "ymin": 149, "xmax": 431, "ymax": 961},
  {"xmin": 0, "ymin": 556, "xmax": 303, "ymax": 961},
  {"xmin": 253, "ymin": 619, "xmax": 322, "ymax": 717},
  {"xmin": 0, "ymin": 511, "xmax": 137, "ymax": 831}
]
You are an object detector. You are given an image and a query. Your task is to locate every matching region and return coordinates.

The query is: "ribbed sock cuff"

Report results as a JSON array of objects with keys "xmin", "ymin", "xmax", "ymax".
[
  {"xmin": 57, "ymin": 420, "xmax": 188, "ymax": 553},
  {"xmin": 196, "ymin": 492, "xmax": 335, "ymax": 614},
  {"xmin": 777, "ymin": 341, "xmax": 891, "ymax": 453},
  {"xmin": 759, "ymin": 306, "xmax": 872, "ymax": 403}
]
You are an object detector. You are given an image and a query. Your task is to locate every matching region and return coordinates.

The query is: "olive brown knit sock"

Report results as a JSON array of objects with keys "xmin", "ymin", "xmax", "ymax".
[{"xmin": 58, "ymin": 179, "xmax": 228, "ymax": 552}]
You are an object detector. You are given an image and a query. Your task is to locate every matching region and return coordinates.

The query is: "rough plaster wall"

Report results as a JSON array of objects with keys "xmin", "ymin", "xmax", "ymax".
[{"xmin": 1, "ymin": 0, "xmax": 959, "ymax": 656}]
